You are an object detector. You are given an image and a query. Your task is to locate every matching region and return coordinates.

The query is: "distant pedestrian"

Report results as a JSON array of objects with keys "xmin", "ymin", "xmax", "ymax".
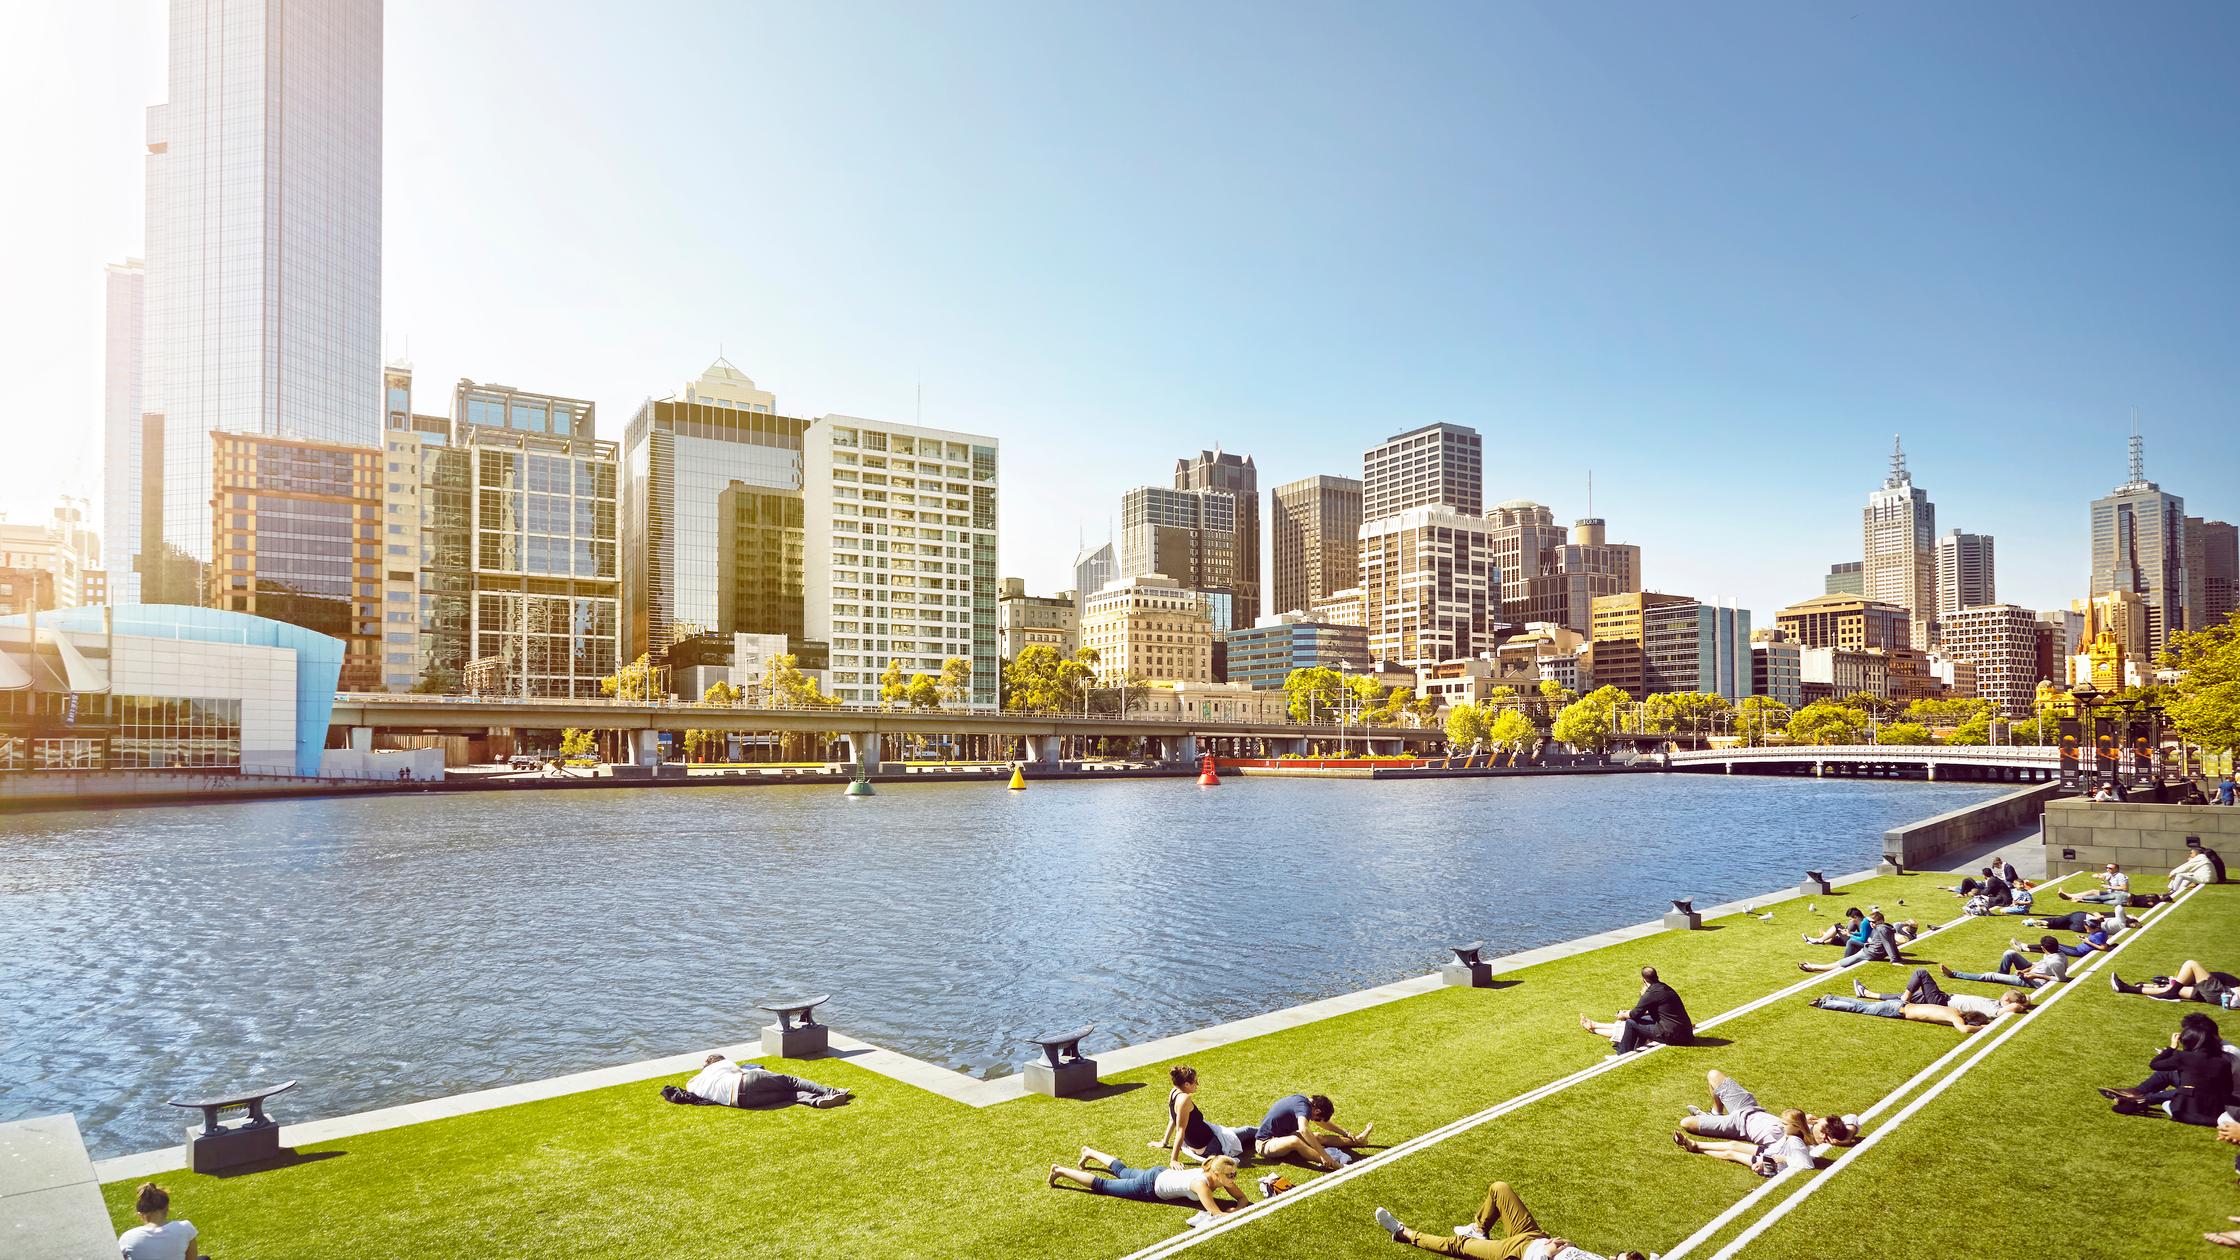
[{"xmin": 2219, "ymin": 774, "xmax": 2237, "ymax": 807}]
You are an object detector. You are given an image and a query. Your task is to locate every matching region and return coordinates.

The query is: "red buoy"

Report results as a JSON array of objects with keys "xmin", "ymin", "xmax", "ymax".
[{"xmin": 1197, "ymin": 754, "xmax": 1220, "ymax": 786}]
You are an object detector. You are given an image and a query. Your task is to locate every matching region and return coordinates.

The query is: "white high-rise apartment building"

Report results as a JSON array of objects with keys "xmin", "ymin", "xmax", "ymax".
[
  {"xmin": 1862, "ymin": 436, "xmax": 1937, "ymax": 649},
  {"xmin": 1934, "ymin": 529, "xmax": 1996, "ymax": 628},
  {"xmin": 1938, "ymin": 604, "xmax": 2041, "ymax": 720},
  {"xmin": 132, "ymin": 0, "xmax": 384, "ymax": 604},
  {"xmin": 1358, "ymin": 506, "xmax": 1497, "ymax": 665},
  {"xmin": 102, "ymin": 259, "xmax": 146, "ymax": 605},
  {"xmin": 804, "ymin": 417, "xmax": 999, "ymax": 708}
]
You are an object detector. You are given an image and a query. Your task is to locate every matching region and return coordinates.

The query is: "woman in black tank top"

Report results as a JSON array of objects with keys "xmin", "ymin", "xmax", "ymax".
[{"xmin": 1157, "ymin": 1065, "xmax": 1221, "ymax": 1162}]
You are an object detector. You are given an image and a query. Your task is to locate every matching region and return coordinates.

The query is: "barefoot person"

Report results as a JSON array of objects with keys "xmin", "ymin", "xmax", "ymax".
[
  {"xmin": 1047, "ymin": 1148, "xmax": 1251, "ymax": 1217},
  {"xmin": 684, "ymin": 1053, "xmax": 853, "ymax": 1108},
  {"xmin": 1252, "ymin": 1092, "xmax": 1373, "ymax": 1169},
  {"xmin": 1371, "ymin": 1180, "xmax": 1648, "ymax": 1259},
  {"xmin": 1801, "ymin": 907, "xmax": 1866, "ymax": 948},
  {"xmin": 1155, "ymin": 1065, "xmax": 1248, "ymax": 1163},
  {"xmin": 1808, "ymin": 970, "xmax": 2030, "ymax": 1031},
  {"xmin": 2058, "ymin": 862, "xmax": 2131, "ymax": 905},
  {"xmin": 1795, "ymin": 910, "xmax": 1901, "ymax": 973},
  {"xmin": 118, "ymin": 1183, "xmax": 199, "ymax": 1260},
  {"xmin": 2110, "ymin": 960, "xmax": 2240, "ymax": 1009},
  {"xmin": 1671, "ymin": 1069, "xmax": 1857, "ymax": 1177},
  {"xmin": 1579, "ymin": 966, "xmax": 1694, "ymax": 1055},
  {"xmin": 1940, "ymin": 940, "xmax": 2070, "ymax": 989}
]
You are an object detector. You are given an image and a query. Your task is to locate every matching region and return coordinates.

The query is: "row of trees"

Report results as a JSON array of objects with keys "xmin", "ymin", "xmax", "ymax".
[{"xmin": 1279, "ymin": 667, "xmax": 1439, "ymax": 727}]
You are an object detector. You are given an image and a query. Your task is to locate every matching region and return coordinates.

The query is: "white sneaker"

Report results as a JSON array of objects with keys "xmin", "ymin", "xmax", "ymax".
[
  {"xmin": 1454, "ymin": 1222, "xmax": 1487, "ymax": 1240},
  {"xmin": 1374, "ymin": 1207, "xmax": 1405, "ymax": 1238}
]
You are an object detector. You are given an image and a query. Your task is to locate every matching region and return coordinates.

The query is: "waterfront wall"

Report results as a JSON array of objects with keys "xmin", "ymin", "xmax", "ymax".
[
  {"xmin": 2043, "ymin": 798, "xmax": 2240, "ymax": 878},
  {"xmin": 1883, "ymin": 781, "xmax": 2064, "ymax": 869}
]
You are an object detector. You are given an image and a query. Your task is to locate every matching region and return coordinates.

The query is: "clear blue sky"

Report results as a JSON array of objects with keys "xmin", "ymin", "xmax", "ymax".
[{"xmin": 6, "ymin": 1, "xmax": 2236, "ymax": 618}]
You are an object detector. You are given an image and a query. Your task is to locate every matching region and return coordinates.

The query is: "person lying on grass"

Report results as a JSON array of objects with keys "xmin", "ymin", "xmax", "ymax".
[
  {"xmin": 1939, "ymin": 939, "xmax": 2070, "ymax": 989},
  {"xmin": 1808, "ymin": 969, "xmax": 2030, "ymax": 1031},
  {"xmin": 1154, "ymin": 1065, "xmax": 1251, "ymax": 1164},
  {"xmin": 1047, "ymin": 1148, "xmax": 1251, "ymax": 1217},
  {"xmin": 1251, "ymin": 1092, "xmax": 1374, "ymax": 1169},
  {"xmin": 2111, "ymin": 960, "xmax": 2240, "ymax": 1010},
  {"xmin": 1371, "ymin": 1179, "xmax": 1648, "ymax": 1260},
  {"xmin": 683, "ymin": 1053, "xmax": 852, "ymax": 1108},
  {"xmin": 1671, "ymin": 1069, "xmax": 1857, "ymax": 1177},
  {"xmin": 1579, "ymin": 965, "xmax": 1695, "ymax": 1055},
  {"xmin": 1795, "ymin": 909, "xmax": 1902, "ymax": 973},
  {"xmin": 2023, "ymin": 909, "xmax": 2131, "ymax": 935},
  {"xmin": 2058, "ymin": 862, "xmax": 2131, "ymax": 904},
  {"xmin": 2096, "ymin": 1019, "xmax": 2233, "ymax": 1125},
  {"xmin": 2007, "ymin": 924, "xmax": 2120, "ymax": 958}
]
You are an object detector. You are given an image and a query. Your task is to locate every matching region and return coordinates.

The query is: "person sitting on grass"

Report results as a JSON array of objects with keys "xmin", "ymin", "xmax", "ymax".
[
  {"xmin": 1371, "ymin": 1180, "xmax": 1647, "ymax": 1260},
  {"xmin": 1579, "ymin": 966, "xmax": 1695, "ymax": 1055},
  {"xmin": 2058, "ymin": 862, "xmax": 2131, "ymax": 904},
  {"xmin": 1155, "ymin": 1065, "xmax": 1248, "ymax": 1163},
  {"xmin": 1987, "ymin": 880, "xmax": 2037, "ymax": 916},
  {"xmin": 684, "ymin": 1053, "xmax": 853, "ymax": 1108},
  {"xmin": 2170, "ymin": 847, "xmax": 2220, "ymax": 896},
  {"xmin": 1796, "ymin": 909, "xmax": 1901, "ymax": 973},
  {"xmin": 1047, "ymin": 1147, "xmax": 1251, "ymax": 1217},
  {"xmin": 1252, "ymin": 1092, "xmax": 1374, "ymax": 1169},
  {"xmin": 1671, "ymin": 1069, "xmax": 1857, "ymax": 1177},
  {"xmin": 1808, "ymin": 969, "xmax": 2030, "ymax": 1031},
  {"xmin": 118, "ymin": 1182, "xmax": 199, "ymax": 1260},
  {"xmin": 2110, "ymin": 960, "xmax": 2240, "ymax": 1010},
  {"xmin": 1940, "ymin": 939, "xmax": 2070, "ymax": 989},
  {"xmin": 1800, "ymin": 906, "xmax": 1866, "ymax": 948},
  {"xmin": 2096, "ymin": 1021, "xmax": 2234, "ymax": 1125}
]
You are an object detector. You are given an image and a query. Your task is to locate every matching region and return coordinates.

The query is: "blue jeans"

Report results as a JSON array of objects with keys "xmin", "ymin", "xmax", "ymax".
[
  {"xmin": 1951, "ymin": 964, "xmax": 2031, "ymax": 988},
  {"xmin": 1818, "ymin": 996, "xmax": 1902, "ymax": 1017},
  {"xmin": 1090, "ymin": 1158, "xmax": 1167, "ymax": 1202},
  {"xmin": 2072, "ymin": 891, "xmax": 2127, "ymax": 905}
]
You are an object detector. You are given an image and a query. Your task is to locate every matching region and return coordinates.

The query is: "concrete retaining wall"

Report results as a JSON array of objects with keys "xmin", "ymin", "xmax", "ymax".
[
  {"xmin": 1883, "ymin": 781, "xmax": 2065, "ymax": 868},
  {"xmin": 2043, "ymin": 798, "xmax": 2240, "ymax": 878}
]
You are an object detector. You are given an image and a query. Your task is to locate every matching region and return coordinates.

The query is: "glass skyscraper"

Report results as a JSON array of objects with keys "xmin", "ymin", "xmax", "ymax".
[{"xmin": 132, "ymin": 0, "xmax": 384, "ymax": 605}]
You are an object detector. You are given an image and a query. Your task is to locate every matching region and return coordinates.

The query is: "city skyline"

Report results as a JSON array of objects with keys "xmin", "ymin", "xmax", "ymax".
[{"xmin": 5, "ymin": 1, "xmax": 2239, "ymax": 622}]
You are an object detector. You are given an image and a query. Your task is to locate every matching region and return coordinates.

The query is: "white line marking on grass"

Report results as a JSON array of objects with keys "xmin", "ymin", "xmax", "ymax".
[
  {"xmin": 1115, "ymin": 871, "xmax": 2081, "ymax": 1260},
  {"xmin": 1690, "ymin": 883, "xmax": 2198, "ymax": 1260}
]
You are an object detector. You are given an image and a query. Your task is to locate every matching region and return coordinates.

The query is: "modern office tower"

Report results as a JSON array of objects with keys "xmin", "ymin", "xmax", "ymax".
[
  {"xmin": 621, "ymin": 361, "xmax": 807, "ymax": 666},
  {"xmin": 1176, "ymin": 450, "xmax": 1260, "ymax": 624},
  {"xmin": 1934, "ymin": 530, "xmax": 1996, "ymax": 628},
  {"xmin": 1824, "ymin": 561, "xmax": 1864, "ymax": 596},
  {"xmin": 1641, "ymin": 601, "xmax": 1751, "ymax": 702},
  {"xmin": 429, "ymin": 388, "xmax": 619, "ymax": 699},
  {"xmin": 1362, "ymin": 423, "xmax": 1483, "ymax": 521},
  {"xmin": 1489, "ymin": 508, "xmax": 1643, "ymax": 633},
  {"xmin": 1750, "ymin": 630, "xmax": 1803, "ymax": 711},
  {"xmin": 804, "ymin": 416, "xmax": 998, "ymax": 708},
  {"xmin": 375, "ymin": 364, "xmax": 457, "ymax": 690},
  {"xmin": 1311, "ymin": 586, "xmax": 1366, "ymax": 628},
  {"xmin": 996, "ymin": 578, "xmax": 1079, "ymax": 660},
  {"xmin": 2089, "ymin": 430, "xmax": 2189, "ymax": 657},
  {"xmin": 102, "ymin": 259, "xmax": 145, "ymax": 605},
  {"xmin": 1072, "ymin": 541, "xmax": 1114, "ymax": 616},
  {"xmin": 2195, "ymin": 519, "xmax": 2239, "ymax": 624},
  {"xmin": 208, "ymin": 433, "xmax": 382, "ymax": 691},
  {"xmin": 1358, "ymin": 507, "xmax": 1496, "ymax": 666},
  {"xmin": 1588, "ymin": 591, "xmax": 1695, "ymax": 699},
  {"xmin": 1937, "ymin": 604, "xmax": 2041, "ymax": 719},
  {"xmin": 1078, "ymin": 575, "xmax": 1214, "ymax": 684},
  {"xmin": 1116, "ymin": 485, "xmax": 1242, "ymax": 631},
  {"xmin": 1798, "ymin": 645, "xmax": 1890, "ymax": 704},
  {"xmin": 715, "ymin": 482, "xmax": 805, "ymax": 642},
  {"xmin": 2035, "ymin": 609, "xmax": 2084, "ymax": 687},
  {"xmin": 1224, "ymin": 612, "xmax": 1370, "ymax": 690},
  {"xmin": 1270, "ymin": 474, "xmax": 1362, "ymax": 616},
  {"xmin": 1774, "ymin": 594, "xmax": 1914, "ymax": 652},
  {"xmin": 138, "ymin": 0, "xmax": 384, "ymax": 606},
  {"xmin": 1862, "ymin": 437, "xmax": 1937, "ymax": 647}
]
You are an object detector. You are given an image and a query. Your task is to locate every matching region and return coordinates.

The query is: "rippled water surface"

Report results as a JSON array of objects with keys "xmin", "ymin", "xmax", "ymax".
[{"xmin": 0, "ymin": 774, "xmax": 2005, "ymax": 1156}]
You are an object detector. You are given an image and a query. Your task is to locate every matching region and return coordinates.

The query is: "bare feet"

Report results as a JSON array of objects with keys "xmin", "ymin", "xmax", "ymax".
[
  {"xmin": 1356, "ymin": 1122, "xmax": 1375, "ymax": 1142},
  {"xmin": 1673, "ymin": 1130, "xmax": 1701, "ymax": 1154},
  {"xmin": 1047, "ymin": 1165, "xmax": 1064, "ymax": 1189},
  {"xmin": 1579, "ymin": 1012, "xmax": 1596, "ymax": 1032},
  {"xmin": 1078, "ymin": 1147, "xmax": 1099, "ymax": 1170}
]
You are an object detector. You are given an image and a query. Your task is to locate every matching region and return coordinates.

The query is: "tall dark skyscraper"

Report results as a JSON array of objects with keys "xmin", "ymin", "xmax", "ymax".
[{"xmin": 1175, "ymin": 449, "xmax": 1259, "ymax": 625}]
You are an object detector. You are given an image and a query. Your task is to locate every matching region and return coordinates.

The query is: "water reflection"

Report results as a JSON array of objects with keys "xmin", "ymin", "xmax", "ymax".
[{"xmin": 0, "ymin": 774, "xmax": 2003, "ymax": 1156}]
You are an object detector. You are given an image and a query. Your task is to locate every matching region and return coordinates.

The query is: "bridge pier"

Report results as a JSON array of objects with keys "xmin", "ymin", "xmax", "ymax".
[
  {"xmin": 844, "ymin": 732, "xmax": 883, "ymax": 774},
  {"xmin": 1022, "ymin": 734, "xmax": 1063, "ymax": 766},
  {"xmin": 349, "ymin": 726, "xmax": 374, "ymax": 753},
  {"xmin": 1926, "ymin": 762, "xmax": 1936, "ymax": 781}
]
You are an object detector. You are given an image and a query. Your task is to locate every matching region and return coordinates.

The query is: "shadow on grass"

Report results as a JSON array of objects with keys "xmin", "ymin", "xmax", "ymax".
[
  {"xmin": 208, "ymin": 1148, "xmax": 347, "ymax": 1178},
  {"xmin": 1679, "ymin": 1035, "xmax": 1736, "ymax": 1049},
  {"xmin": 1060, "ymin": 1081, "xmax": 1148, "ymax": 1103}
]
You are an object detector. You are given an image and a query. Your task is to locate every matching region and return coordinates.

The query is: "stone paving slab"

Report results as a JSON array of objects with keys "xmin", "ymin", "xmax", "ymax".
[{"xmin": 0, "ymin": 1114, "xmax": 115, "ymax": 1259}]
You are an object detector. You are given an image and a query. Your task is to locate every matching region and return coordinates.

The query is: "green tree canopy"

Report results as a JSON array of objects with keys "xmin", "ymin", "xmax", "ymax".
[
  {"xmin": 1283, "ymin": 666, "xmax": 1348, "ymax": 724},
  {"xmin": 905, "ymin": 673, "xmax": 942, "ymax": 709},
  {"xmin": 1539, "ymin": 677, "xmax": 1578, "ymax": 708},
  {"xmin": 558, "ymin": 728, "xmax": 597, "ymax": 759},
  {"xmin": 1551, "ymin": 685, "xmax": 1630, "ymax": 752},
  {"xmin": 1736, "ymin": 695, "xmax": 1792, "ymax": 746},
  {"xmin": 1445, "ymin": 702, "xmax": 1487, "ymax": 749},
  {"xmin": 2165, "ymin": 614, "xmax": 2240, "ymax": 753},
  {"xmin": 937, "ymin": 657, "xmax": 973, "ymax": 708},
  {"xmin": 1002, "ymin": 645, "xmax": 1098, "ymax": 714},
  {"xmin": 1487, "ymin": 707, "xmax": 1537, "ymax": 754},
  {"xmin": 1787, "ymin": 700, "xmax": 1869, "ymax": 745},
  {"xmin": 878, "ymin": 660, "xmax": 909, "ymax": 709},
  {"xmin": 759, "ymin": 653, "xmax": 839, "ymax": 708},
  {"xmin": 1875, "ymin": 721, "xmax": 1935, "ymax": 746},
  {"xmin": 600, "ymin": 653, "xmax": 659, "ymax": 702},
  {"xmin": 1903, "ymin": 696, "xmax": 1993, "ymax": 726}
]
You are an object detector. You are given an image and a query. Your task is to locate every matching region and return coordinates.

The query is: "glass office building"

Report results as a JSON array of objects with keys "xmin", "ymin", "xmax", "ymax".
[
  {"xmin": 464, "ymin": 429, "xmax": 620, "ymax": 698},
  {"xmin": 209, "ymin": 433, "xmax": 382, "ymax": 691},
  {"xmin": 716, "ymin": 483, "xmax": 805, "ymax": 640}
]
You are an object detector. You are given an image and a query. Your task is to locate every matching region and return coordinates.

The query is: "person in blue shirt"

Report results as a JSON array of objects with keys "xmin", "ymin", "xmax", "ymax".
[{"xmin": 1250, "ymin": 1093, "xmax": 1374, "ymax": 1170}]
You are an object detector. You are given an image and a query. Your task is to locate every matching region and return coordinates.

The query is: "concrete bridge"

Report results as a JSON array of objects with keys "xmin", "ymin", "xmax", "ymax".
[
  {"xmin": 1667, "ymin": 743, "xmax": 2062, "ymax": 782},
  {"xmin": 328, "ymin": 695, "xmax": 1443, "ymax": 770}
]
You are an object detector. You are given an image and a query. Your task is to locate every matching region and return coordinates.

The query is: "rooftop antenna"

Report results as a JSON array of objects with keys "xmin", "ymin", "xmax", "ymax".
[
  {"xmin": 2128, "ymin": 410, "xmax": 2145, "ymax": 484},
  {"xmin": 917, "ymin": 377, "xmax": 923, "ymax": 427},
  {"xmin": 1586, "ymin": 468, "xmax": 1593, "ymax": 517},
  {"xmin": 1888, "ymin": 434, "xmax": 1907, "ymax": 486}
]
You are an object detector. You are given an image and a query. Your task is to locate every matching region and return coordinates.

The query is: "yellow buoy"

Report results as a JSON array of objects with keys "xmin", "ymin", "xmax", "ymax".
[{"xmin": 1008, "ymin": 766, "xmax": 1027, "ymax": 790}]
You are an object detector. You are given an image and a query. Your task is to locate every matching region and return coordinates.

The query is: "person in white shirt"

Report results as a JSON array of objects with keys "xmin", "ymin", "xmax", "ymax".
[
  {"xmin": 117, "ymin": 1182, "xmax": 198, "ymax": 1260},
  {"xmin": 684, "ymin": 1054, "xmax": 852, "ymax": 1108},
  {"xmin": 2170, "ymin": 850, "xmax": 2218, "ymax": 895},
  {"xmin": 1372, "ymin": 1179, "xmax": 1648, "ymax": 1259},
  {"xmin": 1046, "ymin": 1148, "xmax": 1251, "ymax": 1217},
  {"xmin": 2060, "ymin": 863, "xmax": 2133, "ymax": 905},
  {"xmin": 1672, "ymin": 1070, "xmax": 1855, "ymax": 1177},
  {"xmin": 1811, "ymin": 969, "xmax": 2032, "ymax": 1031}
]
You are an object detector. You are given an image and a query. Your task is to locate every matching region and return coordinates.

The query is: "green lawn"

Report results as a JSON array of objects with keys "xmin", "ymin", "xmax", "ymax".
[{"xmin": 102, "ymin": 870, "xmax": 2193, "ymax": 1259}]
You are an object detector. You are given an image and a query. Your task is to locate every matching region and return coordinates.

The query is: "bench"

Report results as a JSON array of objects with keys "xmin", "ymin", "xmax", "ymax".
[
  {"xmin": 1441, "ymin": 939, "xmax": 1494, "ymax": 988},
  {"xmin": 1800, "ymin": 868, "xmax": 1833, "ymax": 896},
  {"xmin": 166, "ymin": 1080, "xmax": 296, "ymax": 1172},
  {"xmin": 759, "ymin": 995, "xmax": 831, "ymax": 1059},
  {"xmin": 1664, "ymin": 897, "xmax": 1703, "ymax": 931},
  {"xmin": 1020, "ymin": 1026, "xmax": 1099, "ymax": 1098}
]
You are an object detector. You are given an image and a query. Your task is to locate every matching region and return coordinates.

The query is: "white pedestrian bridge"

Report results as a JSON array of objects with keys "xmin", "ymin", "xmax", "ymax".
[{"xmin": 1667, "ymin": 743, "xmax": 2062, "ymax": 782}]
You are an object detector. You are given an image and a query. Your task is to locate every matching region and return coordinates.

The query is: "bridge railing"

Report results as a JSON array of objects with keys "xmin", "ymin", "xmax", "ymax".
[
  {"xmin": 330, "ymin": 692, "xmax": 1436, "ymax": 733},
  {"xmin": 1668, "ymin": 743, "xmax": 2061, "ymax": 763}
]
